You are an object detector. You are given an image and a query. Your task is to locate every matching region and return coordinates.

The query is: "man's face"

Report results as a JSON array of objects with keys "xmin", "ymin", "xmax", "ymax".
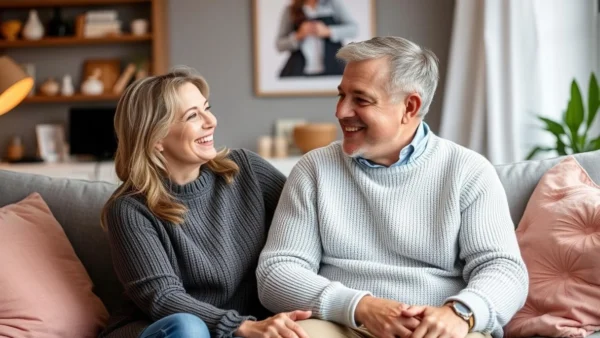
[{"xmin": 336, "ymin": 58, "xmax": 415, "ymax": 165}]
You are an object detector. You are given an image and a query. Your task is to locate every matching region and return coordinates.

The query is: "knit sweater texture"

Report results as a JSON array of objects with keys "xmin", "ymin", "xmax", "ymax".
[
  {"xmin": 99, "ymin": 149, "xmax": 285, "ymax": 338},
  {"xmin": 256, "ymin": 135, "xmax": 528, "ymax": 337}
]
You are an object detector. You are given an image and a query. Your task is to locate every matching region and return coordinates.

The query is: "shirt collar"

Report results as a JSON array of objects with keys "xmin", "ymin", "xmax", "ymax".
[{"xmin": 355, "ymin": 121, "xmax": 429, "ymax": 168}]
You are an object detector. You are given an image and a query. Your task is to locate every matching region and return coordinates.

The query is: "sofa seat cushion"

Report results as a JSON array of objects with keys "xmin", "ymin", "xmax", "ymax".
[
  {"xmin": 0, "ymin": 193, "xmax": 109, "ymax": 338},
  {"xmin": 504, "ymin": 157, "xmax": 600, "ymax": 338}
]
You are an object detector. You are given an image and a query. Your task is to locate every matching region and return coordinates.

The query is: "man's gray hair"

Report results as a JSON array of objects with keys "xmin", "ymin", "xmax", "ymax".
[{"xmin": 336, "ymin": 36, "xmax": 439, "ymax": 117}]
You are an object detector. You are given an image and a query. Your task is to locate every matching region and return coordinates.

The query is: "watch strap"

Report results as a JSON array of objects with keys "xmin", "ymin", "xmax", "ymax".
[{"xmin": 447, "ymin": 301, "xmax": 475, "ymax": 332}]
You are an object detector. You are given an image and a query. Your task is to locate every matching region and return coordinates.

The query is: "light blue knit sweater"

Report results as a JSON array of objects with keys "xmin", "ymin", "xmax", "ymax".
[{"xmin": 256, "ymin": 135, "xmax": 528, "ymax": 337}]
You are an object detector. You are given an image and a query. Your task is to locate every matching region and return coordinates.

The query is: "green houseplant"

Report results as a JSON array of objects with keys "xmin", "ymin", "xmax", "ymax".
[{"xmin": 526, "ymin": 73, "xmax": 600, "ymax": 160}]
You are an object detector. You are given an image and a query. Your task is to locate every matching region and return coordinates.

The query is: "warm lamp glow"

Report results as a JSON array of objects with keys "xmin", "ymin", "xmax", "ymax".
[
  {"xmin": 0, "ymin": 77, "xmax": 34, "ymax": 115},
  {"xmin": 0, "ymin": 56, "xmax": 34, "ymax": 116}
]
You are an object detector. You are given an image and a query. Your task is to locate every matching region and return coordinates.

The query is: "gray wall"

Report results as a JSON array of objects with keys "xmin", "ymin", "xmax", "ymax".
[{"xmin": 0, "ymin": 0, "xmax": 455, "ymax": 159}]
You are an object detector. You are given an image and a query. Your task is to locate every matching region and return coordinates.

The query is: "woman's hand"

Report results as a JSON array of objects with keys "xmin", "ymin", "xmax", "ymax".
[
  {"xmin": 296, "ymin": 22, "xmax": 315, "ymax": 40},
  {"xmin": 313, "ymin": 21, "xmax": 331, "ymax": 38},
  {"xmin": 235, "ymin": 310, "xmax": 312, "ymax": 338}
]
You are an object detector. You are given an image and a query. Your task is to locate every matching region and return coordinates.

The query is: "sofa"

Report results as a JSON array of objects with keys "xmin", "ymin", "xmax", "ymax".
[{"xmin": 0, "ymin": 150, "xmax": 599, "ymax": 338}]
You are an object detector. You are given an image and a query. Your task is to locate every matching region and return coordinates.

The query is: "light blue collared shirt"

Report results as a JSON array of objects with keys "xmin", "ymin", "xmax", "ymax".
[{"xmin": 356, "ymin": 122, "xmax": 430, "ymax": 168}]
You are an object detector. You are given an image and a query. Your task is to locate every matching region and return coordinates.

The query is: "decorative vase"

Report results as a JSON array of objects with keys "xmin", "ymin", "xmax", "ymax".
[
  {"xmin": 20, "ymin": 63, "xmax": 36, "ymax": 96},
  {"xmin": 61, "ymin": 74, "xmax": 74, "ymax": 96},
  {"xmin": 6, "ymin": 136, "xmax": 24, "ymax": 162},
  {"xmin": 1, "ymin": 20, "xmax": 22, "ymax": 41},
  {"xmin": 40, "ymin": 78, "xmax": 60, "ymax": 96},
  {"xmin": 130, "ymin": 19, "xmax": 149, "ymax": 36},
  {"xmin": 81, "ymin": 68, "xmax": 104, "ymax": 95},
  {"xmin": 257, "ymin": 136, "xmax": 273, "ymax": 158},
  {"xmin": 47, "ymin": 7, "xmax": 69, "ymax": 37},
  {"xmin": 23, "ymin": 9, "xmax": 44, "ymax": 40}
]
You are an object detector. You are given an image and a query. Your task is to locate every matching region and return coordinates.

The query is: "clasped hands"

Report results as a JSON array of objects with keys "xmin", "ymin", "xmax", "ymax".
[
  {"xmin": 296, "ymin": 21, "xmax": 331, "ymax": 40},
  {"xmin": 355, "ymin": 296, "xmax": 469, "ymax": 338}
]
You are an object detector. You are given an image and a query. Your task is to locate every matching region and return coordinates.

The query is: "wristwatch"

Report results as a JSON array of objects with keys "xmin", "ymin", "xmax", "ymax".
[{"xmin": 447, "ymin": 301, "xmax": 474, "ymax": 332}]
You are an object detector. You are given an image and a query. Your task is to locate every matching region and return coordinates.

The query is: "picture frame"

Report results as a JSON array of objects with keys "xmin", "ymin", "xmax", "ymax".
[
  {"xmin": 274, "ymin": 118, "xmax": 308, "ymax": 155},
  {"xmin": 253, "ymin": 0, "xmax": 376, "ymax": 97},
  {"xmin": 35, "ymin": 124, "xmax": 66, "ymax": 163}
]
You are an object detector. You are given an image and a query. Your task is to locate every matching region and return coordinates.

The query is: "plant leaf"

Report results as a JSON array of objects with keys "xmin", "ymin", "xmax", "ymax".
[
  {"xmin": 588, "ymin": 73, "xmax": 599, "ymax": 129},
  {"xmin": 525, "ymin": 146, "xmax": 553, "ymax": 160},
  {"xmin": 589, "ymin": 136, "xmax": 600, "ymax": 151},
  {"xmin": 556, "ymin": 137, "xmax": 567, "ymax": 155},
  {"xmin": 538, "ymin": 116, "xmax": 566, "ymax": 137},
  {"xmin": 565, "ymin": 80, "xmax": 585, "ymax": 151},
  {"xmin": 565, "ymin": 131, "xmax": 580, "ymax": 153}
]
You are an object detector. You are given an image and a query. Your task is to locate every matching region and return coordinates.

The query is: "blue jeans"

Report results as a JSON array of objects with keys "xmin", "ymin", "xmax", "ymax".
[{"xmin": 139, "ymin": 313, "xmax": 210, "ymax": 338}]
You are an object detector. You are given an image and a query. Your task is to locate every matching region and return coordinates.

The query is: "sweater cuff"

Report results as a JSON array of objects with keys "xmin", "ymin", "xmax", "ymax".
[
  {"xmin": 288, "ymin": 32, "xmax": 299, "ymax": 49},
  {"xmin": 329, "ymin": 26, "xmax": 342, "ymax": 42},
  {"xmin": 445, "ymin": 291, "xmax": 492, "ymax": 333},
  {"xmin": 320, "ymin": 282, "xmax": 371, "ymax": 328},
  {"xmin": 216, "ymin": 312, "xmax": 256, "ymax": 338}
]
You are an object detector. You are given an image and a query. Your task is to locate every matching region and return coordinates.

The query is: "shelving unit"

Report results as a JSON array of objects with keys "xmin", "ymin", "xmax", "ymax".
[
  {"xmin": 23, "ymin": 93, "xmax": 122, "ymax": 103},
  {"xmin": 0, "ymin": 0, "xmax": 150, "ymax": 9},
  {"xmin": 0, "ymin": 0, "xmax": 168, "ymax": 104},
  {"xmin": 0, "ymin": 34, "xmax": 152, "ymax": 48}
]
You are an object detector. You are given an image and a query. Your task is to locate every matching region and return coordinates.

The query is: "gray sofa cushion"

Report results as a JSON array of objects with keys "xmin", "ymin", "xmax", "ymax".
[
  {"xmin": 494, "ymin": 150, "xmax": 600, "ymax": 227},
  {"xmin": 0, "ymin": 169, "xmax": 121, "ymax": 313}
]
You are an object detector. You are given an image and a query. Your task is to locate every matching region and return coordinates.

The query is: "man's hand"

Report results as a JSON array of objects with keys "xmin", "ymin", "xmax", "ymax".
[
  {"xmin": 355, "ymin": 296, "xmax": 421, "ymax": 338},
  {"xmin": 401, "ymin": 305, "xmax": 469, "ymax": 338},
  {"xmin": 235, "ymin": 310, "xmax": 312, "ymax": 338}
]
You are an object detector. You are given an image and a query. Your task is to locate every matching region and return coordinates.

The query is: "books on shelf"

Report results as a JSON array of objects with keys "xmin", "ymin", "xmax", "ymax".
[
  {"xmin": 83, "ymin": 10, "xmax": 122, "ymax": 38},
  {"xmin": 85, "ymin": 10, "xmax": 118, "ymax": 22}
]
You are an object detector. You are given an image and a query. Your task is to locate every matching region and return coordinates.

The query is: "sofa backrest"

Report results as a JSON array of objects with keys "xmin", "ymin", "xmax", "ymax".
[
  {"xmin": 0, "ymin": 149, "xmax": 599, "ymax": 312},
  {"xmin": 494, "ymin": 150, "xmax": 600, "ymax": 226},
  {"xmin": 0, "ymin": 170, "xmax": 122, "ymax": 313}
]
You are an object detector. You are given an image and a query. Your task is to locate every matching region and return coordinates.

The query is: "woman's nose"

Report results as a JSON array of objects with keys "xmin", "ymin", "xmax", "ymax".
[{"xmin": 202, "ymin": 112, "xmax": 216, "ymax": 129}]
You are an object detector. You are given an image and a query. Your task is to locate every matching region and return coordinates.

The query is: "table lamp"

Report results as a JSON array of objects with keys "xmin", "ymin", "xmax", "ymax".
[{"xmin": 0, "ymin": 56, "xmax": 34, "ymax": 116}]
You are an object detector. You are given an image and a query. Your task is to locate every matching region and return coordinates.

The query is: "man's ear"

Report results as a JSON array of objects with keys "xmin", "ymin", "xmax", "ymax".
[{"xmin": 404, "ymin": 93, "xmax": 422, "ymax": 120}]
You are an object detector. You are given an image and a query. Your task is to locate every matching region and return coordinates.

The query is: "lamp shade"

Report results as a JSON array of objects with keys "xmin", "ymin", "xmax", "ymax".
[{"xmin": 0, "ymin": 56, "xmax": 34, "ymax": 116}]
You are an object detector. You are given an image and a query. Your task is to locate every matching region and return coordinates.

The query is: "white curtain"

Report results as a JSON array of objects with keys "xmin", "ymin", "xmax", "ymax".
[{"xmin": 439, "ymin": 0, "xmax": 599, "ymax": 165}]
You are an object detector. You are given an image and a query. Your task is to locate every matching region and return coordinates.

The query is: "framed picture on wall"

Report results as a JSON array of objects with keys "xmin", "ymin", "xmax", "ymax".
[
  {"xmin": 253, "ymin": 0, "xmax": 376, "ymax": 97},
  {"xmin": 36, "ymin": 124, "xmax": 66, "ymax": 163}
]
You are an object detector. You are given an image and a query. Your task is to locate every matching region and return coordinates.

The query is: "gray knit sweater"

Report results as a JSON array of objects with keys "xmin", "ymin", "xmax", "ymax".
[
  {"xmin": 256, "ymin": 135, "xmax": 529, "ymax": 338},
  {"xmin": 99, "ymin": 149, "xmax": 285, "ymax": 338}
]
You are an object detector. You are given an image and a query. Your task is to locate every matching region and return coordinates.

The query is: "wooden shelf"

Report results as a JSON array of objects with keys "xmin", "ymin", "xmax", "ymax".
[
  {"xmin": 0, "ymin": 35, "xmax": 152, "ymax": 48},
  {"xmin": 23, "ymin": 93, "xmax": 121, "ymax": 103},
  {"xmin": 0, "ymin": 0, "xmax": 150, "ymax": 9}
]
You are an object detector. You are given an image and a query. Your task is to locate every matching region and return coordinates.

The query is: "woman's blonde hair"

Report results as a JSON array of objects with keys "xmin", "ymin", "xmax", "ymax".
[{"xmin": 100, "ymin": 67, "xmax": 239, "ymax": 230}]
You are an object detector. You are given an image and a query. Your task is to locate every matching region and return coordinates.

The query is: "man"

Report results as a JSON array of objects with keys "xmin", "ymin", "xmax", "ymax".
[{"xmin": 256, "ymin": 36, "xmax": 528, "ymax": 338}]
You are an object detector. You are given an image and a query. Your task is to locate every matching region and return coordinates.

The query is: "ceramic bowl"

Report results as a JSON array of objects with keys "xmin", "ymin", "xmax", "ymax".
[{"xmin": 293, "ymin": 123, "xmax": 338, "ymax": 154}]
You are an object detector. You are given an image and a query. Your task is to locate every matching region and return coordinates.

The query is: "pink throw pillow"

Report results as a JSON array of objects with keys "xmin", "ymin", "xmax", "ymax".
[
  {"xmin": 504, "ymin": 157, "xmax": 600, "ymax": 338},
  {"xmin": 0, "ymin": 193, "xmax": 109, "ymax": 338}
]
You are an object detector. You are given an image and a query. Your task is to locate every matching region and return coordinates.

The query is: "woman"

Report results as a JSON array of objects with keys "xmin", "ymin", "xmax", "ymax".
[
  {"xmin": 276, "ymin": 0, "xmax": 358, "ymax": 77},
  {"xmin": 99, "ymin": 68, "xmax": 311, "ymax": 338}
]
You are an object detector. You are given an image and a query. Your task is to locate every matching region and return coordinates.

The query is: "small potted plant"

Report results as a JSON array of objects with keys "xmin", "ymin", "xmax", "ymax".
[{"xmin": 527, "ymin": 73, "xmax": 600, "ymax": 160}]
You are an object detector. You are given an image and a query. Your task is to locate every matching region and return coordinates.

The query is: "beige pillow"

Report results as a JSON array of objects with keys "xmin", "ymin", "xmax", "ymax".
[{"xmin": 0, "ymin": 193, "xmax": 109, "ymax": 338}]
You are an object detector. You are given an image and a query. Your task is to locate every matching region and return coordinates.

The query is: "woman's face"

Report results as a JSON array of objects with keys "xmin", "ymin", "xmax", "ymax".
[{"xmin": 158, "ymin": 82, "xmax": 217, "ymax": 171}]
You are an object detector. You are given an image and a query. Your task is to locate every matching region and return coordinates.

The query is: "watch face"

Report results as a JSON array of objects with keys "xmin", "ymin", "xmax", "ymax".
[{"xmin": 454, "ymin": 302, "xmax": 472, "ymax": 316}]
